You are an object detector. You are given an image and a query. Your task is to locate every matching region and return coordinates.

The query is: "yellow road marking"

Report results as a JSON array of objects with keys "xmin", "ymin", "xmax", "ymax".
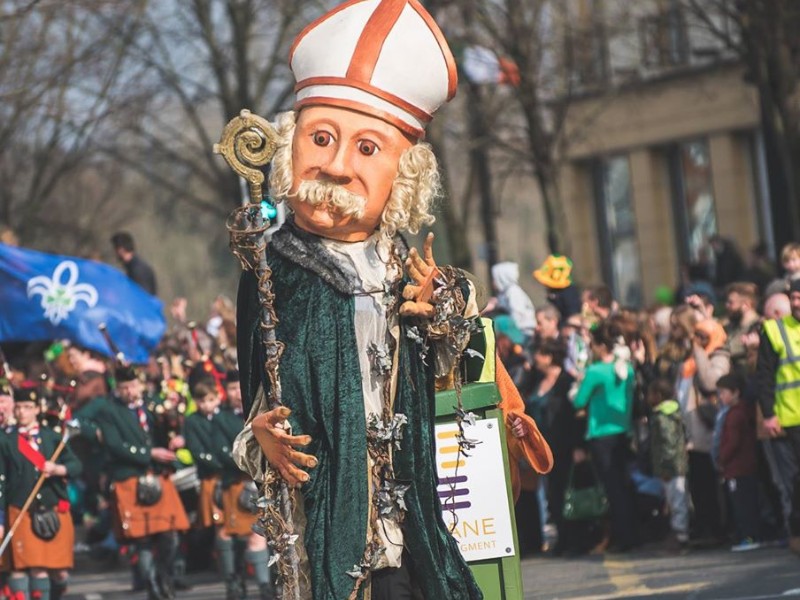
[
  {"xmin": 590, "ymin": 557, "xmax": 708, "ymax": 599},
  {"xmin": 568, "ymin": 582, "xmax": 708, "ymax": 600}
]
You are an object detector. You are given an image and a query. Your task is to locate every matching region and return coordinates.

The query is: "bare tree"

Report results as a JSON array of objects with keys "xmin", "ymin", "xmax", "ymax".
[
  {"xmin": 0, "ymin": 0, "xmax": 151, "ymax": 252},
  {"xmin": 100, "ymin": 0, "xmax": 332, "ymax": 219},
  {"xmin": 430, "ymin": 0, "xmax": 628, "ymax": 267},
  {"xmin": 682, "ymin": 0, "xmax": 800, "ymax": 250}
]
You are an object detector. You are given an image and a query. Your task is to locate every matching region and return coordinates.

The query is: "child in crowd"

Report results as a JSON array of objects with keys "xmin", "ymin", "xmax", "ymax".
[
  {"xmin": 766, "ymin": 242, "xmax": 800, "ymax": 296},
  {"xmin": 186, "ymin": 376, "xmax": 272, "ymax": 600},
  {"xmin": 648, "ymin": 378, "xmax": 690, "ymax": 551},
  {"xmin": 716, "ymin": 373, "xmax": 761, "ymax": 551},
  {"xmin": 782, "ymin": 243, "xmax": 800, "ymax": 280}
]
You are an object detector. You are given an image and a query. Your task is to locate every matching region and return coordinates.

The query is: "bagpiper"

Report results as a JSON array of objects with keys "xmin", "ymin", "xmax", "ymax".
[
  {"xmin": 185, "ymin": 375, "xmax": 273, "ymax": 600},
  {"xmin": 0, "ymin": 385, "xmax": 81, "ymax": 600},
  {"xmin": 95, "ymin": 365, "xmax": 189, "ymax": 600}
]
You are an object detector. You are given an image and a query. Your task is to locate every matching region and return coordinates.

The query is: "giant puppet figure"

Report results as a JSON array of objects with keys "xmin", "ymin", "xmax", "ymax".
[{"xmin": 230, "ymin": 1, "xmax": 552, "ymax": 599}]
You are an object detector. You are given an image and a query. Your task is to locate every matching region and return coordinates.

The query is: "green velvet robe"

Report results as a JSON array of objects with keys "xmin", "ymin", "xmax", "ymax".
[{"xmin": 237, "ymin": 223, "xmax": 482, "ymax": 600}]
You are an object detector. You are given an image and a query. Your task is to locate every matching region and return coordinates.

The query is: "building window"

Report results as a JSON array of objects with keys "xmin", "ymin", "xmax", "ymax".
[
  {"xmin": 640, "ymin": 1, "xmax": 689, "ymax": 68},
  {"xmin": 593, "ymin": 156, "xmax": 642, "ymax": 307},
  {"xmin": 669, "ymin": 139, "xmax": 718, "ymax": 266},
  {"xmin": 567, "ymin": 0, "xmax": 609, "ymax": 88}
]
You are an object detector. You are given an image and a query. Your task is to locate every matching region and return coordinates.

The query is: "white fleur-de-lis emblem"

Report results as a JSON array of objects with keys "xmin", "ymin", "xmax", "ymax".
[{"xmin": 27, "ymin": 261, "xmax": 99, "ymax": 325}]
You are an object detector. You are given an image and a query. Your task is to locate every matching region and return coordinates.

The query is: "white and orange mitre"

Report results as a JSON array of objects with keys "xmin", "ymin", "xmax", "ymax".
[{"xmin": 290, "ymin": 0, "xmax": 458, "ymax": 139}]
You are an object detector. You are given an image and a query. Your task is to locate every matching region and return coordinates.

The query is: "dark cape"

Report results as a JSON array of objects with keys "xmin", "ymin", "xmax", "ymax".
[{"xmin": 237, "ymin": 220, "xmax": 482, "ymax": 600}]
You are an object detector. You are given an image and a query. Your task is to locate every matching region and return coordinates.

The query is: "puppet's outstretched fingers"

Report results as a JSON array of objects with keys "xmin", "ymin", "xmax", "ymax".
[
  {"xmin": 288, "ymin": 447, "xmax": 318, "ymax": 469},
  {"xmin": 399, "ymin": 301, "xmax": 435, "ymax": 318},
  {"xmin": 422, "ymin": 232, "xmax": 435, "ymax": 266},
  {"xmin": 405, "ymin": 254, "xmax": 426, "ymax": 283}
]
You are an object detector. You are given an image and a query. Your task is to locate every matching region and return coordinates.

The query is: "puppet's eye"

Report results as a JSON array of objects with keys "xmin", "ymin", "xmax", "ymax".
[
  {"xmin": 357, "ymin": 140, "xmax": 379, "ymax": 156},
  {"xmin": 312, "ymin": 131, "xmax": 333, "ymax": 146}
]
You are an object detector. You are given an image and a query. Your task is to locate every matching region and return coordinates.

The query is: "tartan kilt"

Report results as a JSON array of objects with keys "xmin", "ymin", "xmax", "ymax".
[
  {"xmin": 111, "ymin": 474, "xmax": 190, "ymax": 540},
  {"xmin": 7, "ymin": 505, "xmax": 74, "ymax": 570},
  {"xmin": 197, "ymin": 477, "xmax": 223, "ymax": 528},
  {"xmin": 221, "ymin": 480, "xmax": 258, "ymax": 537}
]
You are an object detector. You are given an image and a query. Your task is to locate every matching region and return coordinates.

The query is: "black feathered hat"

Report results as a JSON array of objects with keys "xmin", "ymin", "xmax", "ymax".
[
  {"xmin": 13, "ymin": 385, "xmax": 40, "ymax": 404},
  {"xmin": 115, "ymin": 364, "xmax": 141, "ymax": 383}
]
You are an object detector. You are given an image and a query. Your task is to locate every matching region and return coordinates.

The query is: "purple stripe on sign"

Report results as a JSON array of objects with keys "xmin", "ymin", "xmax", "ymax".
[
  {"xmin": 438, "ymin": 476, "xmax": 468, "ymax": 485},
  {"xmin": 441, "ymin": 501, "xmax": 471, "ymax": 511},
  {"xmin": 438, "ymin": 489, "xmax": 469, "ymax": 499}
]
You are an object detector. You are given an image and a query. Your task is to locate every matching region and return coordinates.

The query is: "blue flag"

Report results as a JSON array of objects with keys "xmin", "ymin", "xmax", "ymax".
[{"xmin": 0, "ymin": 243, "xmax": 165, "ymax": 364}]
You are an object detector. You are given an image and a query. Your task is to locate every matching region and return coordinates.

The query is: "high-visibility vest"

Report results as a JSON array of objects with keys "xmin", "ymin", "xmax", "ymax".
[{"xmin": 763, "ymin": 315, "xmax": 800, "ymax": 427}]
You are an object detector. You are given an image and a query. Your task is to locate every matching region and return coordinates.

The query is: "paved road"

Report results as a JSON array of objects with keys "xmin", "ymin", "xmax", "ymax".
[
  {"xmin": 522, "ymin": 546, "xmax": 800, "ymax": 600},
  {"xmin": 64, "ymin": 545, "xmax": 800, "ymax": 600}
]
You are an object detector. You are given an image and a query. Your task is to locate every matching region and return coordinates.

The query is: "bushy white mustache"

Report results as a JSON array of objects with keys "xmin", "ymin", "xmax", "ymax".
[{"xmin": 292, "ymin": 180, "xmax": 367, "ymax": 219}]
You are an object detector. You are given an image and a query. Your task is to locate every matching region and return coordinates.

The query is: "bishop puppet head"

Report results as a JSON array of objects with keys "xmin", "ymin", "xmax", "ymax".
[{"xmin": 269, "ymin": 0, "xmax": 457, "ymax": 241}]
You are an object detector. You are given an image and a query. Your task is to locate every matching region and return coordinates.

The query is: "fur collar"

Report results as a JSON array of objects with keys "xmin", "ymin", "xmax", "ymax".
[{"xmin": 269, "ymin": 215, "xmax": 408, "ymax": 295}]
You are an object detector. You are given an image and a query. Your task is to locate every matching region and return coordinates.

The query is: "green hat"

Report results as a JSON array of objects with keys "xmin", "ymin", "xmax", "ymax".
[{"xmin": 654, "ymin": 285, "xmax": 675, "ymax": 306}]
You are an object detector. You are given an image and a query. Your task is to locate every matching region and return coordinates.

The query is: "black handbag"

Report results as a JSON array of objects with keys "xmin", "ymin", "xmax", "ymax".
[
  {"xmin": 562, "ymin": 460, "xmax": 609, "ymax": 522},
  {"xmin": 696, "ymin": 400, "xmax": 718, "ymax": 429},
  {"xmin": 237, "ymin": 480, "xmax": 259, "ymax": 514},
  {"xmin": 30, "ymin": 504, "xmax": 61, "ymax": 541},
  {"xmin": 136, "ymin": 474, "xmax": 163, "ymax": 506}
]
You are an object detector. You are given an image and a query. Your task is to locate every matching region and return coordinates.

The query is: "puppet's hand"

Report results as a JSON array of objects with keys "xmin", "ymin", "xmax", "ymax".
[
  {"xmin": 400, "ymin": 232, "xmax": 439, "ymax": 318},
  {"xmin": 252, "ymin": 406, "xmax": 317, "ymax": 487},
  {"xmin": 508, "ymin": 415, "xmax": 528, "ymax": 439}
]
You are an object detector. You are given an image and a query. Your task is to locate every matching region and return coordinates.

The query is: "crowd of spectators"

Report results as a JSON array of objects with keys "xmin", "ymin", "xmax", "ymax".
[{"xmin": 490, "ymin": 241, "xmax": 800, "ymax": 557}]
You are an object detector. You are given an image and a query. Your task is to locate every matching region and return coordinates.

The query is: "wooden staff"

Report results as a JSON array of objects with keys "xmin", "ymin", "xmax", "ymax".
[{"xmin": 215, "ymin": 110, "xmax": 301, "ymax": 600}]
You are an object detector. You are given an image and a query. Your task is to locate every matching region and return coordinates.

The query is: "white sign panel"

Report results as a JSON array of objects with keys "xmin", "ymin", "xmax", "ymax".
[{"xmin": 435, "ymin": 418, "xmax": 516, "ymax": 561}]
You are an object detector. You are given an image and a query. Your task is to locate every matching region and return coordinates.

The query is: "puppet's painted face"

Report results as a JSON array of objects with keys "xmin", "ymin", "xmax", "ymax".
[{"xmin": 289, "ymin": 106, "xmax": 414, "ymax": 241}]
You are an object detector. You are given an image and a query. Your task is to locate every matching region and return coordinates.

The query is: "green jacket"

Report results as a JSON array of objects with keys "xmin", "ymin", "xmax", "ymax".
[
  {"xmin": 212, "ymin": 408, "xmax": 246, "ymax": 488},
  {"xmin": 0, "ymin": 426, "xmax": 82, "ymax": 509},
  {"xmin": 237, "ymin": 220, "xmax": 482, "ymax": 600},
  {"xmin": 650, "ymin": 400, "xmax": 689, "ymax": 479},
  {"xmin": 183, "ymin": 411, "xmax": 219, "ymax": 480},
  {"xmin": 73, "ymin": 395, "xmax": 106, "ymax": 442},
  {"xmin": 573, "ymin": 361, "xmax": 635, "ymax": 439},
  {"xmin": 95, "ymin": 396, "xmax": 159, "ymax": 482},
  {"xmin": 71, "ymin": 395, "xmax": 108, "ymax": 473},
  {"xmin": 184, "ymin": 408, "xmax": 244, "ymax": 486}
]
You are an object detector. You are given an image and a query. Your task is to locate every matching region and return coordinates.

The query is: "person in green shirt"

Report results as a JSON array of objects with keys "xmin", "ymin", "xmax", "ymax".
[{"xmin": 573, "ymin": 321, "xmax": 638, "ymax": 552}]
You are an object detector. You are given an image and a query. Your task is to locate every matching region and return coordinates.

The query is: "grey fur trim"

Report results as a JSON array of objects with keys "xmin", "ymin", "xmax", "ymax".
[{"xmin": 270, "ymin": 216, "xmax": 409, "ymax": 295}]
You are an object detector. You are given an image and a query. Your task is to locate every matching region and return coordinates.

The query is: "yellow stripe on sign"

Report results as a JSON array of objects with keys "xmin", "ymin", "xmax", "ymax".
[
  {"xmin": 441, "ymin": 460, "xmax": 466, "ymax": 469},
  {"xmin": 437, "ymin": 430, "xmax": 459, "ymax": 440},
  {"xmin": 439, "ymin": 445, "xmax": 460, "ymax": 454}
]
